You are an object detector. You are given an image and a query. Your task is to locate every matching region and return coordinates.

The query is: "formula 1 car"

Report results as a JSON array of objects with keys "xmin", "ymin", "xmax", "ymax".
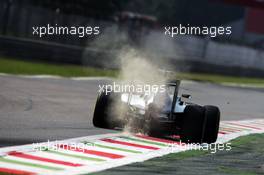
[{"xmin": 93, "ymin": 80, "xmax": 220, "ymax": 143}]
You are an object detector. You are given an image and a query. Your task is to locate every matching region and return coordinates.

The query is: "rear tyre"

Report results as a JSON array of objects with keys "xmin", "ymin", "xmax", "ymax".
[
  {"xmin": 93, "ymin": 91, "xmax": 121, "ymax": 129},
  {"xmin": 180, "ymin": 105, "xmax": 206, "ymax": 143},
  {"xmin": 203, "ymin": 105, "xmax": 220, "ymax": 143}
]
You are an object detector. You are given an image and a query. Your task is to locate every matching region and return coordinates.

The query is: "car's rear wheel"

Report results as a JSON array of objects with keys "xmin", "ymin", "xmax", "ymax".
[
  {"xmin": 180, "ymin": 105, "xmax": 206, "ymax": 143},
  {"xmin": 93, "ymin": 91, "xmax": 123, "ymax": 129},
  {"xmin": 202, "ymin": 105, "xmax": 220, "ymax": 143}
]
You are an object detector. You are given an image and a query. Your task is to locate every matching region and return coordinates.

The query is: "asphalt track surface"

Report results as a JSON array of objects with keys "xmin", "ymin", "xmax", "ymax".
[{"xmin": 0, "ymin": 75, "xmax": 263, "ymax": 147}]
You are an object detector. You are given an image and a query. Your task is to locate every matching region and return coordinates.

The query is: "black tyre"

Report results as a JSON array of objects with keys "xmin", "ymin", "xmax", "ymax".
[
  {"xmin": 180, "ymin": 105, "xmax": 206, "ymax": 143},
  {"xmin": 93, "ymin": 91, "xmax": 121, "ymax": 129},
  {"xmin": 203, "ymin": 105, "xmax": 220, "ymax": 143}
]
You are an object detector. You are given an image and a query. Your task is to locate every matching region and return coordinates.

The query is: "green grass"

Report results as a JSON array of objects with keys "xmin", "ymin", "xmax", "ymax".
[
  {"xmin": 218, "ymin": 166, "xmax": 257, "ymax": 175},
  {"xmin": 161, "ymin": 148, "xmax": 208, "ymax": 160},
  {"xmin": 162, "ymin": 133, "xmax": 264, "ymax": 160},
  {"xmin": 230, "ymin": 134, "xmax": 262, "ymax": 147},
  {"xmin": 0, "ymin": 57, "xmax": 264, "ymax": 86},
  {"xmin": 176, "ymin": 72, "xmax": 264, "ymax": 86},
  {"xmin": 0, "ymin": 57, "xmax": 118, "ymax": 77},
  {"xmin": 156, "ymin": 133, "xmax": 264, "ymax": 175}
]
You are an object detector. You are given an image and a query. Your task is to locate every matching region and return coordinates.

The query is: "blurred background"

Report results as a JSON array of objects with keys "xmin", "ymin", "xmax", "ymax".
[{"xmin": 0, "ymin": 0, "xmax": 264, "ymax": 78}]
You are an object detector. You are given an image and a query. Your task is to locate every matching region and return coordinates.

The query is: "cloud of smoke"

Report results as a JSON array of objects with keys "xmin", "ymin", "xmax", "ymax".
[
  {"xmin": 86, "ymin": 25, "xmax": 181, "ymax": 134},
  {"xmin": 82, "ymin": 24, "xmax": 131, "ymax": 69},
  {"xmin": 111, "ymin": 48, "xmax": 169, "ymax": 134},
  {"xmin": 118, "ymin": 49, "xmax": 166, "ymax": 85}
]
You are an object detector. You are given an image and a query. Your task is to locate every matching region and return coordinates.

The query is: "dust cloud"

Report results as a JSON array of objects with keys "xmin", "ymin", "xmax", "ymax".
[
  {"xmin": 86, "ymin": 25, "xmax": 180, "ymax": 134},
  {"xmin": 113, "ymin": 48, "xmax": 171, "ymax": 134}
]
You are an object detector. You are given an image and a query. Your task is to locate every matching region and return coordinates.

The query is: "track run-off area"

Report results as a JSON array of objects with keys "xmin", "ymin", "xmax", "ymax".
[{"xmin": 0, "ymin": 119, "xmax": 264, "ymax": 175}]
